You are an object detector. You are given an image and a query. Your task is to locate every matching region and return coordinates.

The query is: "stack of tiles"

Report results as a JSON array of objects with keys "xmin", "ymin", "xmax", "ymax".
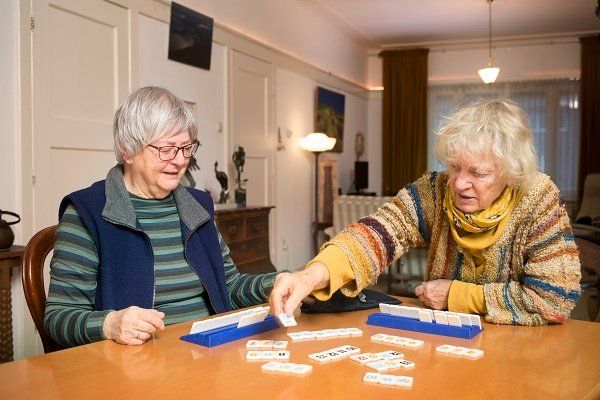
[
  {"xmin": 379, "ymin": 304, "xmax": 482, "ymax": 328},
  {"xmin": 261, "ymin": 362, "xmax": 313, "ymax": 375},
  {"xmin": 246, "ymin": 339, "xmax": 288, "ymax": 349},
  {"xmin": 350, "ymin": 350, "xmax": 415, "ymax": 372},
  {"xmin": 435, "ymin": 344, "xmax": 484, "ymax": 359},
  {"xmin": 287, "ymin": 328, "xmax": 363, "ymax": 341},
  {"xmin": 245, "ymin": 339, "xmax": 290, "ymax": 361},
  {"xmin": 190, "ymin": 306, "xmax": 271, "ymax": 334},
  {"xmin": 370, "ymin": 333, "xmax": 424, "ymax": 349},
  {"xmin": 307, "ymin": 345, "xmax": 361, "ymax": 363},
  {"xmin": 363, "ymin": 372, "xmax": 413, "ymax": 388}
]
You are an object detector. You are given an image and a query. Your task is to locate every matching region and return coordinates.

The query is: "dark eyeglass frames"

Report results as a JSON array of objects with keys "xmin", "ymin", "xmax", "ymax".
[{"xmin": 147, "ymin": 140, "xmax": 200, "ymax": 161}]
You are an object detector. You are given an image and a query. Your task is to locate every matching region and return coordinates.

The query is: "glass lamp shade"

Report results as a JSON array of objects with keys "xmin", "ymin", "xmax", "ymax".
[
  {"xmin": 478, "ymin": 66, "xmax": 500, "ymax": 84},
  {"xmin": 299, "ymin": 132, "xmax": 336, "ymax": 152}
]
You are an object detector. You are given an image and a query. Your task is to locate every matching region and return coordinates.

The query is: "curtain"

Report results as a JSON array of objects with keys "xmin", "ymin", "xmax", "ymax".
[
  {"xmin": 380, "ymin": 49, "xmax": 429, "ymax": 195},
  {"xmin": 579, "ymin": 36, "xmax": 600, "ymax": 203},
  {"xmin": 428, "ymin": 79, "xmax": 580, "ymax": 203}
]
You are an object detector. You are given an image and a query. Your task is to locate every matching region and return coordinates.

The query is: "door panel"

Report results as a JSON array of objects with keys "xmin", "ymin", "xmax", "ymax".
[
  {"xmin": 32, "ymin": 0, "xmax": 129, "ymax": 230},
  {"xmin": 230, "ymin": 50, "xmax": 276, "ymax": 260}
]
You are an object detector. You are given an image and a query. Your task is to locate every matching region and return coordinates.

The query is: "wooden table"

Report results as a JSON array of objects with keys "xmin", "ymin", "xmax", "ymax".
[
  {"xmin": 0, "ymin": 245, "xmax": 24, "ymax": 363},
  {"xmin": 1, "ymin": 298, "xmax": 599, "ymax": 399}
]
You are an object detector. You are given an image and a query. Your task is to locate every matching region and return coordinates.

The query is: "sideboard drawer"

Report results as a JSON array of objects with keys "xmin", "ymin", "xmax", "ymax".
[
  {"xmin": 246, "ymin": 216, "xmax": 268, "ymax": 239},
  {"xmin": 215, "ymin": 206, "xmax": 275, "ymax": 273},
  {"xmin": 229, "ymin": 236, "xmax": 269, "ymax": 265},
  {"xmin": 218, "ymin": 218, "xmax": 244, "ymax": 243}
]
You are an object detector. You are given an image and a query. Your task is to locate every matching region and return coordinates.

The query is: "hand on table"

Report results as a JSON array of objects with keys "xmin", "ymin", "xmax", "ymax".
[
  {"xmin": 103, "ymin": 306, "xmax": 165, "ymax": 345},
  {"xmin": 414, "ymin": 279, "xmax": 453, "ymax": 310},
  {"xmin": 269, "ymin": 262, "xmax": 330, "ymax": 316}
]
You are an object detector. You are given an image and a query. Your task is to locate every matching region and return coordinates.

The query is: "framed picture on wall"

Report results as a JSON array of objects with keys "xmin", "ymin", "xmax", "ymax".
[{"xmin": 316, "ymin": 87, "xmax": 345, "ymax": 153}]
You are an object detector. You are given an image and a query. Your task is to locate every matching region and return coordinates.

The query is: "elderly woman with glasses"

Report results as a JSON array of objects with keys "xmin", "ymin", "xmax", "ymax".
[
  {"xmin": 45, "ymin": 87, "xmax": 278, "ymax": 347},
  {"xmin": 271, "ymin": 98, "xmax": 581, "ymax": 326}
]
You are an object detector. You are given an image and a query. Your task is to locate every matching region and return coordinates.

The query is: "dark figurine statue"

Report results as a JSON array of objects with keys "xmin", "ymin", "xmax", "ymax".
[
  {"xmin": 232, "ymin": 146, "xmax": 247, "ymax": 207},
  {"xmin": 183, "ymin": 155, "xmax": 199, "ymax": 188},
  {"xmin": 214, "ymin": 161, "xmax": 229, "ymax": 204}
]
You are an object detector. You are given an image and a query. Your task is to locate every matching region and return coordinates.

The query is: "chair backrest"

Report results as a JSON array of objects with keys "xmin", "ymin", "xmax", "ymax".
[
  {"xmin": 575, "ymin": 237, "xmax": 600, "ymax": 323},
  {"xmin": 22, "ymin": 225, "xmax": 59, "ymax": 353},
  {"xmin": 577, "ymin": 173, "xmax": 600, "ymax": 222}
]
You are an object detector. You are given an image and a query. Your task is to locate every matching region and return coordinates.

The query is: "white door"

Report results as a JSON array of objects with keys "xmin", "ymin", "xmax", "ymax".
[
  {"xmin": 23, "ymin": 0, "xmax": 129, "ymax": 357},
  {"xmin": 229, "ymin": 50, "xmax": 277, "ymax": 263},
  {"xmin": 31, "ymin": 0, "xmax": 130, "ymax": 231},
  {"xmin": 229, "ymin": 51, "xmax": 275, "ymax": 207}
]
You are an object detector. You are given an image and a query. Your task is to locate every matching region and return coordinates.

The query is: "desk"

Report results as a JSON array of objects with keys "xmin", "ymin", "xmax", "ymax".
[
  {"xmin": 1, "ymin": 298, "xmax": 599, "ymax": 399},
  {"xmin": 0, "ymin": 245, "xmax": 24, "ymax": 363}
]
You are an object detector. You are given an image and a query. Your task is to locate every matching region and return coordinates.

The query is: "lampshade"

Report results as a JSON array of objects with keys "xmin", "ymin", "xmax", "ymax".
[
  {"xmin": 478, "ymin": 66, "xmax": 500, "ymax": 84},
  {"xmin": 479, "ymin": 0, "xmax": 500, "ymax": 84},
  {"xmin": 299, "ymin": 132, "xmax": 336, "ymax": 153}
]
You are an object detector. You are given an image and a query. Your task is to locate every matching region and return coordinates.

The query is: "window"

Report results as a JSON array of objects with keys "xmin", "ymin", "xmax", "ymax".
[{"xmin": 428, "ymin": 79, "xmax": 580, "ymax": 202}]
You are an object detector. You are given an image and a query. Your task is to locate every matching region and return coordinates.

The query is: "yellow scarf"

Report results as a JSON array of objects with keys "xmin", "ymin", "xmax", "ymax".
[{"xmin": 444, "ymin": 185, "xmax": 521, "ymax": 268}]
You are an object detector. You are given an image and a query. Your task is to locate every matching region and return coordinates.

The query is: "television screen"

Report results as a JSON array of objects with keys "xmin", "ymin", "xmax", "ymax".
[
  {"xmin": 355, "ymin": 161, "xmax": 368, "ymax": 190},
  {"xmin": 168, "ymin": 2, "xmax": 213, "ymax": 70}
]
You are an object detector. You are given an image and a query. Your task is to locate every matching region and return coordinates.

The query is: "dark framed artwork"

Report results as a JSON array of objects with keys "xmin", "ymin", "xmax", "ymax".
[
  {"xmin": 168, "ymin": 2, "xmax": 213, "ymax": 70},
  {"xmin": 316, "ymin": 87, "xmax": 345, "ymax": 153}
]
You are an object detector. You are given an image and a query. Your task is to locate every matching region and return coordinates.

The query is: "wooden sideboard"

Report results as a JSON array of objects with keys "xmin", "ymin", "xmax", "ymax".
[
  {"xmin": 0, "ymin": 245, "xmax": 24, "ymax": 363},
  {"xmin": 214, "ymin": 206, "xmax": 275, "ymax": 275}
]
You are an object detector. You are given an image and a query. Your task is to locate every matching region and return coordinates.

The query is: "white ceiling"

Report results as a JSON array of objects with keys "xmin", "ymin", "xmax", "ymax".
[{"xmin": 306, "ymin": 0, "xmax": 600, "ymax": 49}]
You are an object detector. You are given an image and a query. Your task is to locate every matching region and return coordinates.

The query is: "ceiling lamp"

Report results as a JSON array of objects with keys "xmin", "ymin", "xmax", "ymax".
[{"xmin": 478, "ymin": 0, "xmax": 500, "ymax": 84}]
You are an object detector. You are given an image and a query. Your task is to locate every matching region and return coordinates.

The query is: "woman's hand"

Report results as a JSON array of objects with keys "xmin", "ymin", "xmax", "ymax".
[
  {"xmin": 414, "ymin": 279, "xmax": 453, "ymax": 310},
  {"xmin": 103, "ymin": 306, "xmax": 165, "ymax": 345},
  {"xmin": 269, "ymin": 262, "xmax": 330, "ymax": 316}
]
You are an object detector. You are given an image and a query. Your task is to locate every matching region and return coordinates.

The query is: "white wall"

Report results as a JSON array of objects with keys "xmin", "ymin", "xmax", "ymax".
[
  {"xmin": 137, "ymin": 14, "xmax": 228, "ymax": 199},
  {"xmin": 0, "ymin": 0, "xmax": 27, "ymax": 361},
  {"xmin": 0, "ymin": 0, "xmax": 21, "ymax": 233},
  {"xmin": 274, "ymin": 68, "xmax": 370, "ymax": 269},
  {"xmin": 179, "ymin": 0, "xmax": 370, "ymax": 86},
  {"xmin": 274, "ymin": 68, "xmax": 314, "ymax": 269}
]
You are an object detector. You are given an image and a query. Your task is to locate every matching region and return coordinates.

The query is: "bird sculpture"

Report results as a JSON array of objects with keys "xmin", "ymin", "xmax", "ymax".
[{"xmin": 214, "ymin": 161, "xmax": 229, "ymax": 203}]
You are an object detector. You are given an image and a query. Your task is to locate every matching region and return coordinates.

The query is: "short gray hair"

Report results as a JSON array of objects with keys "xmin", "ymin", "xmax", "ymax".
[
  {"xmin": 113, "ymin": 86, "xmax": 198, "ymax": 163},
  {"xmin": 435, "ymin": 98, "xmax": 538, "ymax": 191}
]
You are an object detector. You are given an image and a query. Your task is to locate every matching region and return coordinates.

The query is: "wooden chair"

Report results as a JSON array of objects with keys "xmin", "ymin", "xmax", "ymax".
[{"xmin": 22, "ymin": 225, "xmax": 59, "ymax": 353}]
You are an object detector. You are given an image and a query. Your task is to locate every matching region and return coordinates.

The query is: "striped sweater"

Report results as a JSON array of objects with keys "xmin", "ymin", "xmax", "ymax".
[
  {"xmin": 45, "ymin": 194, "xmax": 277, "ymax": 347},
  {"xmin": 325, "ymin": 171, "xmax": 581, "ymax": 326}
]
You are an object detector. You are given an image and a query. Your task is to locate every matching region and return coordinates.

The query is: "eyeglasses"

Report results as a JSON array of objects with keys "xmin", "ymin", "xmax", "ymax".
[{"xmin": 147, "ymin": 140, "xmax": 199, "ymax": 161}]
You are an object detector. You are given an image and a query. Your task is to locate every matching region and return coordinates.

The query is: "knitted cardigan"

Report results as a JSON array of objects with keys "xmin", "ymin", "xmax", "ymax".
[{"xmin": 325, "ymin": 171, "xmax": 581, "ymax": 326}]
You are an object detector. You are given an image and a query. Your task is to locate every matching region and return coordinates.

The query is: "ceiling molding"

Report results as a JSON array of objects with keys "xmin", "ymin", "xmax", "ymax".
[{"xmin": 368, "ymin": 31, "xmax": 597, "ymax": 55}]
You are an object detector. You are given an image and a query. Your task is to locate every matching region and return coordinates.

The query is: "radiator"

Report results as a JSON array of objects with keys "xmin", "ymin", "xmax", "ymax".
[{"xmin": 328, "ymin": 195, "xmax": 427, "ymax": 294}]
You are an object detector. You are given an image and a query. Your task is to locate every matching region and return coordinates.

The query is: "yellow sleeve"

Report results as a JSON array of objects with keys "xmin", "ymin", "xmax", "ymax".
[
  {"xmin": 309, "ymin": 245, "xmax": 356, "ymax": 301},
  {"xmin": 448, "ymin": 280, "xmax": 487, "ymax": 314}
]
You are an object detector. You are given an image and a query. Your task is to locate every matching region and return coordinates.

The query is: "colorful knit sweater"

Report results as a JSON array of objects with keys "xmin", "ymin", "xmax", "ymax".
[{"xmin": 324, "ymin": 171, "xmax": 581, "ymax": 326}]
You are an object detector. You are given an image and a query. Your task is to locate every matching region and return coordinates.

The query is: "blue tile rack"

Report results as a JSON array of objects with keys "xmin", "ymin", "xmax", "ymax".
[
  {"xmin": 180, "ymin": 315, "xmax": 281, "ymax": 347},
  {"xmin": 366, "ymin": 313, "xmax": 483, "ymax": 339}
]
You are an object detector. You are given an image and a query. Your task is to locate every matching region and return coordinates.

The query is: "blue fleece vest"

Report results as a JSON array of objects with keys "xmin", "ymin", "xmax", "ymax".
[{"xmin": 58, "ymin": 181, "xmax": 233, "ymax": 314}]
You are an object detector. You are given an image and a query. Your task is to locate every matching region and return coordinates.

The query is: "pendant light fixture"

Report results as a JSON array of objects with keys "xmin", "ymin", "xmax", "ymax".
[{"xmin": 478, "ymin": 0, "xmax": 500, "ymax": 84}]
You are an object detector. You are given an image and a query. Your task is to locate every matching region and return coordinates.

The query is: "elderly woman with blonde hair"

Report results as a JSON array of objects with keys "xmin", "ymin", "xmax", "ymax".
[
  {"xmin": 271, "ymin": 98, "xmax": 581, "ymax": 326},
  {"xmin": 45, "ymin": 86, "xmax": 278, "ymax": 348}
]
